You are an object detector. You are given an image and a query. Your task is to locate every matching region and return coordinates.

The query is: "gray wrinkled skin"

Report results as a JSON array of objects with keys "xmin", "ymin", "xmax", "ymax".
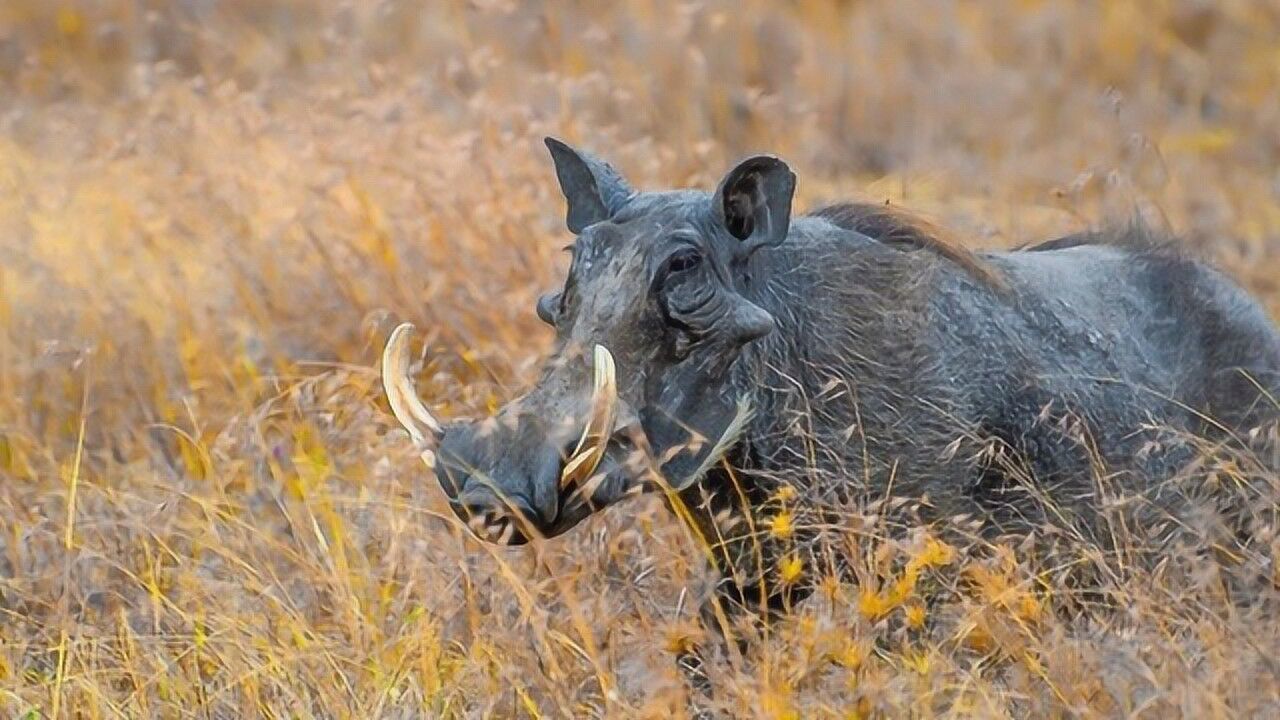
[{"xmin": 429, "ymin": 139, "xmax": 1280, "ymax": 621}]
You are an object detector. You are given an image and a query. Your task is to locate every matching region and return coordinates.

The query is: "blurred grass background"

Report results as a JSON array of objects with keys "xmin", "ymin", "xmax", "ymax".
[{"xmin": 1, "ymin": 1, "xmax": 1278, "ymax": 717}]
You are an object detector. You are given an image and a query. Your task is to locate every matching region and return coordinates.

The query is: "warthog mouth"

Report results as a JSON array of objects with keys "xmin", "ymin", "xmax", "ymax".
[{"xmin": 380, "ymin": 323, "xmax": 752, "ymax": 544}]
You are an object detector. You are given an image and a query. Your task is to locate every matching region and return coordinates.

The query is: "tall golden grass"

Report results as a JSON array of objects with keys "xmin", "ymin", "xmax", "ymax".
[{"xmin": 1, "ymin": 1, "xmax": 1278, "ymax": 717}]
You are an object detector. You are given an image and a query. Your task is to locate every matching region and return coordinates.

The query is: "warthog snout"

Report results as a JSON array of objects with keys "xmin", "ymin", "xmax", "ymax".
[
  {"xmin": 434, "ymin": 421, "xmax": 573, "ymax": 546},
  {"xmin": 383, "ymin": 324, "xmax": 633, "ymax": 544}
]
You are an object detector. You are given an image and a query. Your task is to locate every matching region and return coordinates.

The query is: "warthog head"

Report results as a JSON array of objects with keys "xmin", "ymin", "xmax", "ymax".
[{"xmin": 383, "ymin": 138, "xmax": 794, "ymax": 544}]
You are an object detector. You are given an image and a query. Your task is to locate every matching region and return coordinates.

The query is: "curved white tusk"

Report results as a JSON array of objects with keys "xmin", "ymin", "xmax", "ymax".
[
  {"xmin": 381, "ymin": 323, "xmax": 442, "ymax": 469},
  {"xmin": 560, "ymin": 344, "xmax": 618, "ymax": 489}
]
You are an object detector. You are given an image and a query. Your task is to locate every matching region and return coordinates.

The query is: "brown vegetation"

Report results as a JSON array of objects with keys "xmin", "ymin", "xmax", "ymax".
[{"xmin": 1, "ymin": 1, "xmax": 1278, "ymax": 717}]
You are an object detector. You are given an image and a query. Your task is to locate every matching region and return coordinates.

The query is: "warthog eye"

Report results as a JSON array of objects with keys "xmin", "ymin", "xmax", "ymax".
[{"xmin": 662, "ymin": 247, "xmax": 703, "ymax": 277}]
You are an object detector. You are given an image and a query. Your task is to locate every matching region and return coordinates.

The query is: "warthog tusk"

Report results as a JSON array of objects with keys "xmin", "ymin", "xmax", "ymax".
[
  {"xmin": 560, "ymin": 344, "xmax": 617, "ymax": 489},
  {"xmin": 381, "ymin": 323, "xmax": 442, "ymax": 469}
]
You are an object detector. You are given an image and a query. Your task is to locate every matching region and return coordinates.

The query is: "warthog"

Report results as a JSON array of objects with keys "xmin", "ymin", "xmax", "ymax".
[{"xmin": 382, "ymin": 138, "xmax": 1280, "ymax": 643}]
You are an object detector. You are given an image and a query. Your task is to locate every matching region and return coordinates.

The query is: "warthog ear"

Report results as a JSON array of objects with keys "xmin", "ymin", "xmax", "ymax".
[
  {"xmin": 544, "ymin": 137, "xmax": 634, "ymax": 234},
  {"xmin": 712, "ymin": 155, "xmax": 796, "ymax": 253}
]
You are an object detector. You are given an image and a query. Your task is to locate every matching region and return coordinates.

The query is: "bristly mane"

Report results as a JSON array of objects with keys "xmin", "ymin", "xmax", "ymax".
[
  {"xmin": 809, "ymin": 202, "xmax": 1005, "ymax": 289},
  {"xmin": 1018, "ymin": 223, "xmax": 1193, "ymax": 259}
]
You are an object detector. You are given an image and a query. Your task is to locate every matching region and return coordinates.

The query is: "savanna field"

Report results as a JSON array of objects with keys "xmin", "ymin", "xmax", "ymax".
[{"xmin": 2, "ymin": 1, "xmax": 1279, "ymax": 717}]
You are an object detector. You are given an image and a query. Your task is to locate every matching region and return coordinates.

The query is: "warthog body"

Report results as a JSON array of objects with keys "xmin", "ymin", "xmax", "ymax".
[
  {"xmin": 683, "ymin": 211, "xmax": 1279, "ymax": 600},
  {"xmin": 382, "ymin": 139, "xmax": 1280, "ymax": 630}
]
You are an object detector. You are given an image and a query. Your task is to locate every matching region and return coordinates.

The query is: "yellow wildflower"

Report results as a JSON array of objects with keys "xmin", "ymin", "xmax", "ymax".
[
  {"xmin": 887, "ymin": 566, "xmax": 919, "ymax": 605},
  {"xmin": 778, "ymin": 554, "xmax": 804, "ymax": 584},
  {"xmin": 857, "ymin": 588, "xmax": 893, "ymax": 621},
  {"xmin": 770, "ymin": 510, "xmax": 794, "ymax": 539},
  {"xmin": 832, "ymin": 639, "xmax": 868, "ymax": 670},
  {"xmin": 917, "ymin": 536, "xmax": 956, "ymax": 568},
  {"xmin": 903, "ymin": 602, "xmax": 927, "ymax": 629},
  {"xmin": 1016, "ymin": 593, "xmax": 1044, "ymax": 623},
  {"xmin": 762, "ymin": 683, "xmax": 799, "ymax": 720}
]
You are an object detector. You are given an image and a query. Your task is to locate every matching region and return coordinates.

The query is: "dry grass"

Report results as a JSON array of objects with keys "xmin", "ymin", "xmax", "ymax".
[{"xmin": 2, "ymin": 1, "xmax": 1279, "ymax": 717}]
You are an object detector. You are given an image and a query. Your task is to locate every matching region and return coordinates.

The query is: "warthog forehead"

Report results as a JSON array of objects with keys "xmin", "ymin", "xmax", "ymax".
[{"xmin": 557, "ymin": 227, "xmax": 662, "ymax": 366}]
